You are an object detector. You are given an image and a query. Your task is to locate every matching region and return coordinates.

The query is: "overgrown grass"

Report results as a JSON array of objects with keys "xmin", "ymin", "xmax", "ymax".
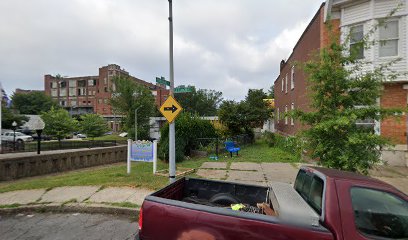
[{"xmin": 0, "ymin": 140, "xmax": 299, "ymax": 194}]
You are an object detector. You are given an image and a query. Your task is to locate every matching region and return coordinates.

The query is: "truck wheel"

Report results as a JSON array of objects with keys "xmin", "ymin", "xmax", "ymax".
[{"xmin": 209, "ymin": 193, "xmax": 241, "ymax": 206}]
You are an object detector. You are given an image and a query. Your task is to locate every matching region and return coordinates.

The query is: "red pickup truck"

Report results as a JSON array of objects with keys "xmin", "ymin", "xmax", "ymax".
[{"xmin": 137, "ymin": 166, "xmax": 408, "ymax": 240}]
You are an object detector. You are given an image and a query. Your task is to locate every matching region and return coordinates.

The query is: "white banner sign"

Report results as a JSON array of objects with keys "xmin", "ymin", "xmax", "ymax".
[{"xmin": 127, "ymin": 139, "xmax": 157, "ymax": 174}]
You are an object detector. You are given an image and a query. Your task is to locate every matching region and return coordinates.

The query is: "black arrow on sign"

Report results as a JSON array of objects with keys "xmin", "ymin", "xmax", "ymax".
[{"xmin": 164, "ymin": 105, "xmax": 178, "ymax": 113}]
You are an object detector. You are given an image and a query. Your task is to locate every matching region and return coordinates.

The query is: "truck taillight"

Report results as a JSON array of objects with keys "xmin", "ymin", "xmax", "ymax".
[{"xmin": 138, "ymin": 208, "xmax": 143, "ymax": 232}]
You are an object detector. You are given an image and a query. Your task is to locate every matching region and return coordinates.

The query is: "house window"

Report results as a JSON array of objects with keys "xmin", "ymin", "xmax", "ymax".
[
  {"xmin": 285, "ymin": 74, "xmax": 288, "ymax": 93},
  {"xmin": 277, "ymin": 107, "xmax": 280, "ymax": 123},
  {"xmin": 98, "ymin": 99, "xmax": 102, "ymax": 104},
  {"xmin": 59, "ymin": 81, "xmax": 67, "ymax": 88},
  {"xmin": 78, "ymin": 80, "xmax": 86, "ymax": 87},
  {"xmin": 78, "ymin": 88, "xmax": 86, "ymax": 96},
  {"xmin": 291, "ymin": 66, "xmax": 295, "ymax": 90},
  {"xmin": 350, "ymin": 25, "xmax": 364, "ymax": 59},
  {"xmin": 69, "ymin": 80, "xmax": 77, "ymax": 87},
  {"xmin": 88, "ymin": 79, "xmax": 95, "ymax": 86},
  {"xmin": 281, "ymin": 78, "xmax": 284, "ymax": 92},
  {"xmin": 291, "ymin": 103, "xmax": 294, "ymax": 126},
  {"xmin": 60, "ymin": 88, "xmax": 67, "ymax": 97},
  {"xmin": 60, "ymin": 100, "xmax": 66, "ymax": 106},
  {"xmin": 285, "ymin": 105, "xmax": 288, "ymax": 125},
  {"xmin": 379, "ymin": 20, "xmax": 399, "ymax": 57},
  {"xmin": 69, "ymin": 88, "xmax": 76, "ymax": 97},
  {"xmin": 50, "ymin": 82, "xmax": 57, "ymax": 89},
  {"xmin": 71, "ymin": 100, "xmax": 77, "ymax": 107},
  {"xmin": 51, "ymin": 89, "xmax": 58, "ymax": 97}
]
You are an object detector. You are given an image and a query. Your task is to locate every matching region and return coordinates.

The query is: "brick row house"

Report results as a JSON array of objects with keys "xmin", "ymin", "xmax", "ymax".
[
  {"xmin": 44, "ymin": 64, "xmax": 169, "ymax": 117},
  {"xmin": 274, "ymin": 0, "xmax": 408, "ymax": 145}
]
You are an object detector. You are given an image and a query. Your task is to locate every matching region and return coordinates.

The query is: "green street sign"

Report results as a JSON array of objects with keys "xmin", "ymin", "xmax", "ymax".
[
  {"xmin": 174, "ymin": 87, "xmax": 193, "ymax": 93},
  {"xmin": 156, "ymin": 77, "xmax": 170, "ymax": 86}
]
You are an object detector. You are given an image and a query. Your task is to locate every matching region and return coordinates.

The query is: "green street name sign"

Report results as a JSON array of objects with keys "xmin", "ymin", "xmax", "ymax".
[
  {"xmin": 174, "ymin": 87, "xmax": 193, "ymax": 93},
  {"xmin": 156, "ymin": 77, "xmax": 170, "ymax": 86}
]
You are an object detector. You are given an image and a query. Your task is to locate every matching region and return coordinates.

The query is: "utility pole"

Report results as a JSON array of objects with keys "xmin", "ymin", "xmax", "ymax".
[{"xmin": 168, "ymin": 0, "xmax": 176, "ymax": 183}]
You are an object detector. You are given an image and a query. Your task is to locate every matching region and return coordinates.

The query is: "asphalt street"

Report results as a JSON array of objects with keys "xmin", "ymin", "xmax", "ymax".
[{"xmin": 0, "ymin": 213, "xmax": 138, "ymax": 240}]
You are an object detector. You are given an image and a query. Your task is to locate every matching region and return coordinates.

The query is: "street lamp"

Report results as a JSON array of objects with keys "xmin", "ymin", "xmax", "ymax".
[
  {"xmin": 135, "ymin": 105, "xmax": 143, "ymax": 141},
  {"xmin": 32, "ymin": 118, "xmax": 45, "ymax": 154},
  {"xmin": 12, "ymin": 121, "xmax": 17, "ymax": 151}
]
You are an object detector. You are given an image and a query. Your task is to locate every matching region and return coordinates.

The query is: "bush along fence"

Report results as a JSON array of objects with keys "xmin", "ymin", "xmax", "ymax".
[{"xmin": 0, "ymin": 140, "xmax": 127, "ymax": 154}]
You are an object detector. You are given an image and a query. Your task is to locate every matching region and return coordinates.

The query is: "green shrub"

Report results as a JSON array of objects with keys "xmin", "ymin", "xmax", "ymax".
[
  {"xmin": 272, "ymin": 134, "xmax": 302, "ymax": 159},
  {"xmin": 159, "ymin": 112, "xmax": 218, "ymax": 162},
  {"xmin": 263, "ymin": 132, "xmax": 276, "ymax": 147}
]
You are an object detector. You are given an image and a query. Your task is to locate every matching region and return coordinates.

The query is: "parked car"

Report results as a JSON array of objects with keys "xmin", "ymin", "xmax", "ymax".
[
  {"xmin": 1, "ymin": 132, "xmax": 33, "ymax": 143},
  {"xmin": 137, "ymin": 166, "xmax": 408, "ymax": 240},
  {"xmin": 119, "ymin": 132, "xmax": 128, "ymax": 137},
  {"xmin": 76, "ymin": 133, "xmax": 87, "ymax": 139}
]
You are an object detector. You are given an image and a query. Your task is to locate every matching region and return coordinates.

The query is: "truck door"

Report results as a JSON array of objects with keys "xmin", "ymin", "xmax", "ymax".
[{"xmin": 336, "ymin": 181, "xmax": 408, "ymax": 240}]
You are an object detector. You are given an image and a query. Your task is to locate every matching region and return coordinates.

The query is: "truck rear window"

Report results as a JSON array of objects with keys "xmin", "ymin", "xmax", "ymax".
[
  {"xmin": 351, "ymin": 187, "xmax": 408, "ymax": 239},
  {"xmin": 294, "ymin": 170, "xmax": 324, "ymax": 215}
]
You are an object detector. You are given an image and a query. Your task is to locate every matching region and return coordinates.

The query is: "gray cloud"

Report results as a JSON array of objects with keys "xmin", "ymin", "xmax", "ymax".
[{"xmin": 0, "ymin": 0, "xmax": 323, "ymax": 100}]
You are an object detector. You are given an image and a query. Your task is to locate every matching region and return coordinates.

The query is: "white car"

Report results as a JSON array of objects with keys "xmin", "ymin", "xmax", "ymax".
[{"xmin": 1, "ymin": 132, "xmax": 34, "ymax": 143}]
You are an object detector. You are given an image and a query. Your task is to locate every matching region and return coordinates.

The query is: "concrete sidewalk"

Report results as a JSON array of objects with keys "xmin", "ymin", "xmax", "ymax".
[{"xmin": 0, "ymin": 186, "xmax": 152, "ymax": 207}]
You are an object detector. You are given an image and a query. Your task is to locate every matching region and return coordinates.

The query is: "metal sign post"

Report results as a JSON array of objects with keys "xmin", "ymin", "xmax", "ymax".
[{"xmin": 168, "ymin": 0, "xmax": 176, "ymax": 184}]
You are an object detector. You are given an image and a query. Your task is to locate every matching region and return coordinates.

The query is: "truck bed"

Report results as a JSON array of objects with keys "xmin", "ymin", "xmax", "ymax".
[{"xmin": 152, "ymin": 177, "xmax": 268, "ymax": 209}]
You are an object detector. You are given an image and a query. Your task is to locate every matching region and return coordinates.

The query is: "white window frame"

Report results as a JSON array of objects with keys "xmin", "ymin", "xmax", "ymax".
[
  {"xmin": 285, "ymin": 105, "xmax": 288, "ymax": 125},
  {"xmin": 291, "ymin": 66, "xmax": 295, "ymax": 90},
  {"xmin": 277, "ymin": 107, "xmax": 280, "ymax": 123},
  {"xmin": 285, "ymin": 74, "xmax": 288, "ymax": 93},
  {"xmin": 379, "ymin": 19, "xmax": 399, "ymax": 57},
  {"xmin": 291, "ymin": 103, "xmax": 294, "ymax": 126}
]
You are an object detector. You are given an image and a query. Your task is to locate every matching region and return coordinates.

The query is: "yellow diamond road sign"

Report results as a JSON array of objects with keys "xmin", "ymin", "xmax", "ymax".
[{"xmin": 159, "ymin": 95, "xmax": 183, "ymax": 123}]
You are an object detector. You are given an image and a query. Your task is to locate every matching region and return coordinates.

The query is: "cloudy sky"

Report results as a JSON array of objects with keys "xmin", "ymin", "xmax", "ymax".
[{"xmin": 0, "ymin": 0, "xmax": 324, "ymax": 100}]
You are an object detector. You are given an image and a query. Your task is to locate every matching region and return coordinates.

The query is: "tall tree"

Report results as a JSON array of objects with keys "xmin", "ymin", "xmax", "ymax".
[
  {"xmin": 12, "ymin": 91, "xmax": 59, "ymax": 115},
  {"xmin": 293, "ymin": 22, "xmax": 403, "ymax": 174},
  {"xmin": 110, "ymin": 76, "xmax": 155, "ymax": 140},
  {"xmin": 79, "ymin": 114, "xmax": 108, "ymax": 139},
  {"xmin": 175, "ymin": 86, "xmax": 223, "ymax": 116},
  {"xmin": 41, "ymin": 107, "xmax": 77, "ymax": 142},
  {"xmin": 218, "ymin": 89, "xmax": 271, "ymax": 136},
  {"xmin": 244, "ymin": 89, "xmax": 271, "ymax": 128}
]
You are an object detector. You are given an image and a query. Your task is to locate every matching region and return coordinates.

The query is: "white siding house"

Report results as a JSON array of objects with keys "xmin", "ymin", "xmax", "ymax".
[{"xmin": 327, "ymin": 0, "xmax": 408, "ymax": 148}]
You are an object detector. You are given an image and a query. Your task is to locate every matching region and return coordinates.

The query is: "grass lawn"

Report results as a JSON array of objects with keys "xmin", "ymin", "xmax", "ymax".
[{"xmin": 0, "ymin": 140, "xmax": 299, "ymax": 193}]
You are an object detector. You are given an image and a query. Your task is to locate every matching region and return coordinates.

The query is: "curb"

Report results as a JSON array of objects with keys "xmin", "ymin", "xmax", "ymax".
[{"xmin": 0, "ymin": 203, "xmax": 140, "ymax": 219}]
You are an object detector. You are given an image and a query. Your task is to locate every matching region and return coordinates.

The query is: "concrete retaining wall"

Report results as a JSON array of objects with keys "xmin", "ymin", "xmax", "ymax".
[{"xmin": 0, "ymin": 146, "xmax": 127, "ymax": 181}]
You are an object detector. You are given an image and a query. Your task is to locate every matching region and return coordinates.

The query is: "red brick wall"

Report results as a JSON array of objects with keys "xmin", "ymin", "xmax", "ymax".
[
  {"xmin": 274, "ymin": 5, "xmax": 324, "ymax": 136},
  {"xmin": 381, "ymin": 83, "xmax": 407, "ymax": 144}
]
